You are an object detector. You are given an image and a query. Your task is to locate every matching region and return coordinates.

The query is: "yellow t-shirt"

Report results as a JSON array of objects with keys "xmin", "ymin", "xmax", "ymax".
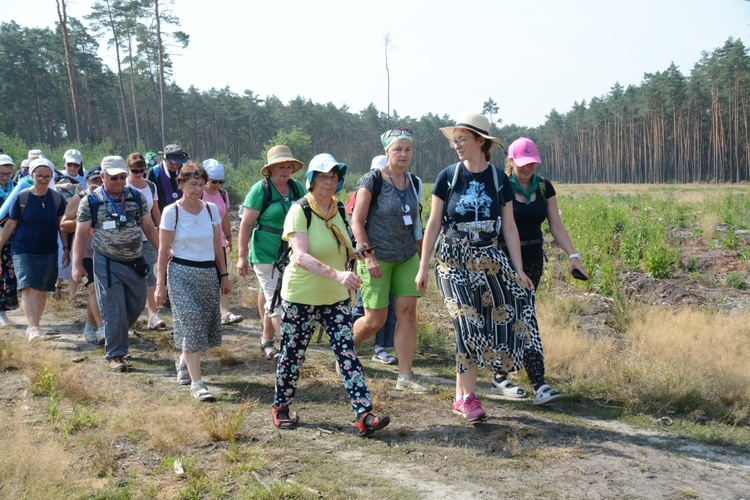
[{"xmin": 281, "ymin": 203, "xmax": 351, "ymax": 306}]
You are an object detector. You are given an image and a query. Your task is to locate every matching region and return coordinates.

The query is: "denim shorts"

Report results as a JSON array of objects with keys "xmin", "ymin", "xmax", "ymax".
[{"xmin": 13, "ymin": 252, "xmax": 57, "ymax": 292}]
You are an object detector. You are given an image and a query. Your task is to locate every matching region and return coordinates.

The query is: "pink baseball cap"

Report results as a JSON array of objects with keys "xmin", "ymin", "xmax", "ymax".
[{"xmin": 507, "ymin": 137, "xmax": 542, "ymax": 166}]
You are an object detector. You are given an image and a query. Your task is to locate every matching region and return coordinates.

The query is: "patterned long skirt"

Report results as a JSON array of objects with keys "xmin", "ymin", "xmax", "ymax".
[
  {"xmin": 167, "ymin": 261, "xmax": 221, "ymax": 355},
  {"xmin": 0, "ymin": 241, "xmax": 18, "ymax": 311},
  {"xmin": 434, "ymin": 236, "xmax": 541, "ymax": 374}
]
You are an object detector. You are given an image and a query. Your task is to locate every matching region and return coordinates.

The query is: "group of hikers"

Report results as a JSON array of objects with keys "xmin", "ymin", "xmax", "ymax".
[{"xmin": 0, "ymin": 110, "xmax": 589, "ymax": 437}]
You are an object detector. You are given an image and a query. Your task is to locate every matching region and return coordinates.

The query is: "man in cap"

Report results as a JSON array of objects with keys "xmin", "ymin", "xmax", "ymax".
[
  {"xmin": 12, "ymin": 149, "xmax": 45, "ymax": 183},
  {"xmin": 146, "ymin": 144, "xmax": 189, "ymax": 212},
  {"xmin": 72, "ymin": 156, "xmax": 159, "ymax": 372},
  {"xmin": 55, "ymin": 149, "xmax": 86, "ymax": 196}
]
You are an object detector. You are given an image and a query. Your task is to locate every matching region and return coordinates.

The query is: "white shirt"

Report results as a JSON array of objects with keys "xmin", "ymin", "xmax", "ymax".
[{"xmin": 160, "ymin": 201, "xmax": 220, "ymax": 262}]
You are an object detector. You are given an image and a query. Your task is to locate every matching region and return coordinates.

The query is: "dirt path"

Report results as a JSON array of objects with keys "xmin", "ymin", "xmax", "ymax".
[{"xmin": 2, "ymin": 296, "xmax": 749, "ymax": 499}]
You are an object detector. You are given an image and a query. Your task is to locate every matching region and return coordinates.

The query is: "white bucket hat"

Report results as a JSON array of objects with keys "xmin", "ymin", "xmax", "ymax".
[{"xmin": 305, "ymin": 154, "xmax": 347, "ymax": 193}]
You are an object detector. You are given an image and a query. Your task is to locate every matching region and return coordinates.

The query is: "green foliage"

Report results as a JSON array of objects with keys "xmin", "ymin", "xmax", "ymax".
[
  {"xmin": 30, "ymin": 366, "xmax": 57, "ymax": 397},
  {"xmin": 725, "ymin": 272, "xmax": 746, "ymax": 290},
  {"xmin": 644, "ymin": 245, "xmax": 678, "ymax": 279}
]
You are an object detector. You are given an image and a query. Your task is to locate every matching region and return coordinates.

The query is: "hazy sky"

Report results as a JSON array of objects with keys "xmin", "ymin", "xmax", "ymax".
[{"xmin": 3, "ymin": 0, "xmax": 750, "ymax": 127}]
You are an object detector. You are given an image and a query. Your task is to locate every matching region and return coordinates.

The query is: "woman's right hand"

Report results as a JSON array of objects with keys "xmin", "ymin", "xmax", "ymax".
[
  {"xmin": 365, "ymin": 255, "xmax": 382, "ymax": 279},
  {"xmin": 237, "ymin": 257, "xmax": 250, "ymax": 277},
  {"xmin": 335, "ymin": 270, "xmax": 362, "ymax": 291},
  {"xmin": 415, "ymin": 267, "xmax": 429, "ymax": 293},
  {"xmin": 155, "ymin": 283, "xmax": 167, "ymax": 307}
]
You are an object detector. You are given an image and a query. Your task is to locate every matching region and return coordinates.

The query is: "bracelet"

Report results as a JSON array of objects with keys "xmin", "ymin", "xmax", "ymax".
[
  {"xmin": 219, "ymin": 272, "xmax": 229, "ymax": 278},
  {"xmin": 63, "ymin": 246, "xmax": 70, "ymax": 251},
  {"xmin": 568, "ymin": 253, "xmax": 581, "ymax": 260}
]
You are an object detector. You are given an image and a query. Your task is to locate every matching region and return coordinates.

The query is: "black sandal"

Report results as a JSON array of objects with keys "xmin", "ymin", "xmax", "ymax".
[{"xmin": 271, "ymin": 406, "xmax": 295, "ymax": 430}]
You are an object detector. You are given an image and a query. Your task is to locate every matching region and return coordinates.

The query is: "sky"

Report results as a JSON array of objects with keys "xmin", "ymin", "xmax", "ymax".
[{"xmin": 2, "ymin": 0, "xmax": 750, "ymax": 128}]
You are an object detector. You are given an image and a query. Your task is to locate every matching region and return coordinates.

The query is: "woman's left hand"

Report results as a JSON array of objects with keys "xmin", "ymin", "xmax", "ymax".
[
  {"xmin": 220, "ymin": 275, "xmax": 232, "ymax": 295},
  {"xmin": 517, "ymin": 270, "xmax": 534, "ymax": 291},
  {"xmin": 569, "ymin": 258, "xmax": 589, "ymax": 280},
  {"xmin": 224, "ymin": 240, "xmax": 232, "ymax": 255},
  {"xmin": 62, "ymin": 250, "xmax": 70, "ymax": 268},
  {"xmin": 365, "ymin": 255, "xmax": 382, "ymax": 279}
]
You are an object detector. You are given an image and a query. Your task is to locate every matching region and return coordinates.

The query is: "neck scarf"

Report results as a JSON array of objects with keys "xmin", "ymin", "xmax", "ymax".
[
  {"xmin": 305, "ymin": 193, "xmax": 354, "ymax": 259},
  {"xmin": 0, "ymin": 179, "xmax": 14, "ymax": 201},
  {"xmin": 158, "ymin": 161, "xmax": 182, "ymax": 202},
  {"xmin": 510, "ymin": 172, "xmax": 539, "ymax": 205}
]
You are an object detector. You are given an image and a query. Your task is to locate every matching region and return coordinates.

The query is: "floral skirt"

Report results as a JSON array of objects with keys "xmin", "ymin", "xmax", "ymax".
[
  {"xmin": 435, "ymin": 236, "xmax": 541, "ymax": 374},
  {"xmin": 167, "ymin": 261, "xmax": 221, "ymax": 355},
  {"xmin": 0, "ymin": 242, "xmax": 18, "ymax": 311}
]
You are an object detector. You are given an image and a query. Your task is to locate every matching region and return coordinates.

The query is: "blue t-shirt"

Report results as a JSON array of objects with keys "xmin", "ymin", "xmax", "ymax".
[
  {"xmin": 9, "ymin": 190, "xmax": 66, "ymax": 255},
  {"xmin": 432, "ymin": 163, "xmax": 513, "ymax": 239}
]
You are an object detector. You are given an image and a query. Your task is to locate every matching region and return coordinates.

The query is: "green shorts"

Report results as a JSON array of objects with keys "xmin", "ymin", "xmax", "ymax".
[{"xmin": 357, "ymin": 253, "xmax": 423, "ymax": 309}]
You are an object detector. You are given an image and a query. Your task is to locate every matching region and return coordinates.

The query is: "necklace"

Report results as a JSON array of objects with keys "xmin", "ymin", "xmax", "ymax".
[
  {"xmin": 34, "ymin": 190, "xmax": 49, "ymax": 208},
  {"xmin": 386, "ymin": 167, "xmax": 407, "ymax": 191}
]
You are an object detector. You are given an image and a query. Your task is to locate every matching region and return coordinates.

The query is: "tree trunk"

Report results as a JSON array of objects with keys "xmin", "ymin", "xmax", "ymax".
[{"xmin": 56, "ymin": 0, "xmax": 81, "ymax": 142}]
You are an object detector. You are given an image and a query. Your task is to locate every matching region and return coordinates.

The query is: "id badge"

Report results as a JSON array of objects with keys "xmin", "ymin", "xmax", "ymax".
[
  {"xmin": 103, "ymin": 220, "xmax": 116, "ymax": 230},
  {"xmin": 403, "ymin": 214, "xmax": 413, "ymax": 226},
  {"xmin": 120, "ymin": 214, "xmax": 127, "ymax": 223}
]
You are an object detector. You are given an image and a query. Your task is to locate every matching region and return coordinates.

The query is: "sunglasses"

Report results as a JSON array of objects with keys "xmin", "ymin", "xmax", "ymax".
[
  {"xmin": 129, "ymin": 168, "xmax": 146, "ymax": 174},
  {"xmin": 210, "ymin": 179, "xmax": 224, "ymax": 184},
  {"xmin": 108, "ymin": 174, "xmax": 127, "ymax": 181},
  {"xmin": 387, "ymin": 128, "xmax": 413, "ymax": 137},
  {"xmin": 66, "ymin": 163, "xmax": 80, "ymax": 168}
]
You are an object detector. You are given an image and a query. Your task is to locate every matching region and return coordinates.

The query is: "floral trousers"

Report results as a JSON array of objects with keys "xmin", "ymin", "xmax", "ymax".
[{"xmin": 274, "ymin": 299, "xmax": 373, "ymax": 418}]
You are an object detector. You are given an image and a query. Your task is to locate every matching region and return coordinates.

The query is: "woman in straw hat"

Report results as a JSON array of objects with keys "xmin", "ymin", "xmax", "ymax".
[
  {"xmin": 271, "ymin": 153, "xmax": 389, "ymax": 436},
  {"xmin": 415, "ymin": 112, "xmax": 537, "ymax": 422},
  {"xmin": 237, "ymin": 145, "xmax": 306, "ymax": 360}
]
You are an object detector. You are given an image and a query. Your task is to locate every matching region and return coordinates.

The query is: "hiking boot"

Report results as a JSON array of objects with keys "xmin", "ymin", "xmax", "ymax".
[
  {"xmin": 260, "ymin": 339, "xmax": 279, "ymax": 360},
  {"xmin": 533, "ymin": 384, "xmax": 565, "ymax": 405},
  {"xmin": 175, "ymin": 357, "xmax": 191, "ymax": 385},
  {"xmin": 355, "ymin": 411, "xmax": 390, "ymax": 437},
  {"xmin": 190, "ymin": 381, "xmax": 215, "ymax": 402},
  {"xmin": 271, "ymin": 405, "xmax": 295, "ymax": 430},
  {"xmin": 27, "ymin": 326, "xmax": 42, "ymax": 345},
  {"xmin": 108, "ymin": 357, "xmax": 128, "ymax": 372},
  {"xmin": 148, "ymin": 313, "xmax": 166, "ymax": 330},
  {"xmin": 221, "ymin": 312, "xmax": 244, "ymax": 325},
  {"xmin": 491, "ymin": 376, "xmax": 527, "ymax": 399},
  {"xmin": 395, "ymin": 375, "xmax": 429, "ymax": 393},
  {"xmin": 460, "ymin": 393, "xmax": 486, "ymax": 422}
]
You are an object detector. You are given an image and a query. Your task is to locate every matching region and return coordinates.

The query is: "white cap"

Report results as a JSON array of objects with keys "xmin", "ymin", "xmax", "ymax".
[
  {"xmin": 203, "ymin": 158, "xmax": 225, "ymax": 180},
  {"xmin": 30, "ymin": 158, "xmax": 55, "ymax": 175},
  {"xmin": 101, "ymin": 156, "xmax": 127, "ymax": 176},
  {"xmin": 63, "ymin": 149, "xmax": 83, "ymax": 165},
  {"xmin": 0, "ymin": 154, "xmax": 15, "ymax": 167}
]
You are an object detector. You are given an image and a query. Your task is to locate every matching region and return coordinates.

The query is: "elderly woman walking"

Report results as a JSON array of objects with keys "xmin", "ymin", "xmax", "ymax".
[
  {"xmin": 351, "ymin": 129, "xmax": 425, "ymax": 392},
  {"xmin": 155, "ymin": 161, "xmax": 231, "ymax": 402},
  {"xmin": 237, "ymin": 146, "xmax": 306, "ymax": 359},
  {"xmin": 272, "ymin": 154, "xmax": 390, "ymax": 437}
]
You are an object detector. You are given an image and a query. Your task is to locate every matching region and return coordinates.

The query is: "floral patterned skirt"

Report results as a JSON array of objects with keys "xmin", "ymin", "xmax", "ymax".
[
  {"xmin": 434, "ymin": 236, "xmax": 540, "ymax": 374},
  {"xmin": 0, "ymin": 241, "xmax": 18, "ymax": 311}
]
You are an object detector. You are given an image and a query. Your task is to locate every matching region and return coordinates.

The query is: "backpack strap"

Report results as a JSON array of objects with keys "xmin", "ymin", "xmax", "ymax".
[
  {"xmin": 441, "ymin": 162, "xmax": 462, "ymax": 225},
  {"xmin": 18, "ymin": 189, "xmax": 30, "ymax": 220},
  {"xmin": 370, "ymin": 169, "xmax": 383, "ymax": 206}
]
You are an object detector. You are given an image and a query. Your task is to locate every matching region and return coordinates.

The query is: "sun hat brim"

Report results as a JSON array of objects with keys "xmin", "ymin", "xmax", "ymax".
[
  {"xmin": 440, "ymin": 125, "xmax": 503, "ymax": 151},
  {"xmin": 261, "ymin": 157, "xmax": 304, "ymax": 177}
]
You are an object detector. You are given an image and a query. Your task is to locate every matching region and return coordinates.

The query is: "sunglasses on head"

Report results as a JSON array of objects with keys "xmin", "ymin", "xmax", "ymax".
[
  {"xmin": 387, "ymin": 128, "xmax": 413, "ymax": 137},
  {"xmin": 129, "ymin": 168, "xmax": 145, "ymax": 174},
  {"xmin": 210, "ymin": 179, "xmax": 224, "ymax": 184}
]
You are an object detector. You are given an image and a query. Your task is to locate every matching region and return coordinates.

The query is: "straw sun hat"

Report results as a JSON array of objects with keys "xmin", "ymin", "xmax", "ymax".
[
  {"xmin": 261, "ymin": 145, "xmax": 304, "ymax": 177},
  {"xmin": 440, "ymin": 112, "xmax": 503, "ymax": 150}
]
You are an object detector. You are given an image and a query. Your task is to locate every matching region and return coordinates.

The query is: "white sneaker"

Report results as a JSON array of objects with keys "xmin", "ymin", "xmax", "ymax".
[
  {"xmin": 221, "ymin": 312, "xmax": 244, "ymax": 325},
  {"xmin": 148, "ymin": 313, "xmax": 166, "ymax": 330},
  {"xmin": 27, "ymin": 326, "xmax": 42, "ymax": 344},
  {"xmin": 533, "ymin": 384, "xmax": 565, "ymax": 405},
  {"xmin": 190, "ymin": 381, "xmax": 215, "ymax": 402},
  {"xmin": 0, "ymin": 311, "xmax": 11, "ymax": 326},
  {"xmin": 395, "ymin": 375, "xmax": 429, "ymax": 393}
]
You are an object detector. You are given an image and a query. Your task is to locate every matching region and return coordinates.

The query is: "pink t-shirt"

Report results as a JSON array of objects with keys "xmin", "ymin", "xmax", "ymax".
[{"xmin": 202, "ymin": 189, "xmax": 229, "ymax": 246}]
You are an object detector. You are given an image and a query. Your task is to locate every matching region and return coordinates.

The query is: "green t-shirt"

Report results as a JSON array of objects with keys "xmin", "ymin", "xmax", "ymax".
[
  {"xmin": 243, "ymin": 179, "xmax": 306, "ymax": 263},
  {"xmin": 280, "ymin": 203, "xmax": 352, "ymax": 306}
]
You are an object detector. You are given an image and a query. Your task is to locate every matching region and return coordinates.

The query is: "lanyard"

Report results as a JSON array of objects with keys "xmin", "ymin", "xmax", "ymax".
[
  {"xmin": 101, "ymin": 189, "xmax": 125, "ymax": 218},
  {"xmin": 386, "ymin": 171, "xmax": 411, "ymax": 214}
]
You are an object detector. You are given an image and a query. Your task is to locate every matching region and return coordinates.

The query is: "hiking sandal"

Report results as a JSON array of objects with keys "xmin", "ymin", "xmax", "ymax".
[
  {"xmin": 272, "ymin": 406, "xmax": 295, "ymax": 430},
  {"xmin": 355, "ymin": 411, "xmax": 390, "ymax": 438}
]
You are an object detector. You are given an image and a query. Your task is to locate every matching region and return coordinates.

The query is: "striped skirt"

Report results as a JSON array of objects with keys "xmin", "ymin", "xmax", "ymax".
[{"xmin": 434, "ymin": 236, "xmax": 541, "ymax": 374}]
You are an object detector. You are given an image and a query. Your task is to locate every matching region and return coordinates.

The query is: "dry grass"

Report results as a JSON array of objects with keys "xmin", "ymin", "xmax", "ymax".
[
  {"xmin": 540, "ymin": 297, "xmax": 750, "ymax": 421},
  {"xmin": 699, "ymin": 212, "xmax": 720, "ymax": 241}
]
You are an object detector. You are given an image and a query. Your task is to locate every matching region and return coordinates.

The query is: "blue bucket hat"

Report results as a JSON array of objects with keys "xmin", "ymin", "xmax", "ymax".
[{"xmin": 306, "ymin": 154, "xmax": 347, "ymax": 193}]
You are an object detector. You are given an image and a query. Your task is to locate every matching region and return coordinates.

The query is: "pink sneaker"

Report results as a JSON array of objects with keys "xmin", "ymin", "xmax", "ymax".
[
  {"xmin": 461, "ymin": 393, "xmax": 486, "ymax": 422},
  {"xmin": 452, "ymin": 398, "xmax": 464, "ymax": 416}
]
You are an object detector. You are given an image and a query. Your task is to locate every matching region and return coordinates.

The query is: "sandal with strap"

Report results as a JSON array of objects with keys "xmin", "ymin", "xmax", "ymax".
[
  {"xmin": 372, "ymin": 348, "xmax": 397, "ymax": 365},
  {"xmin": 84, "ymin": 330, "xmax": 99, "ymax": 344},
  {"xmin": 272, "ymin": 406, "xmax": 295, "ymax": 430},
  {"xmin": 355, "ymin": 411, "xmax": 390, "ymax": 438}
]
